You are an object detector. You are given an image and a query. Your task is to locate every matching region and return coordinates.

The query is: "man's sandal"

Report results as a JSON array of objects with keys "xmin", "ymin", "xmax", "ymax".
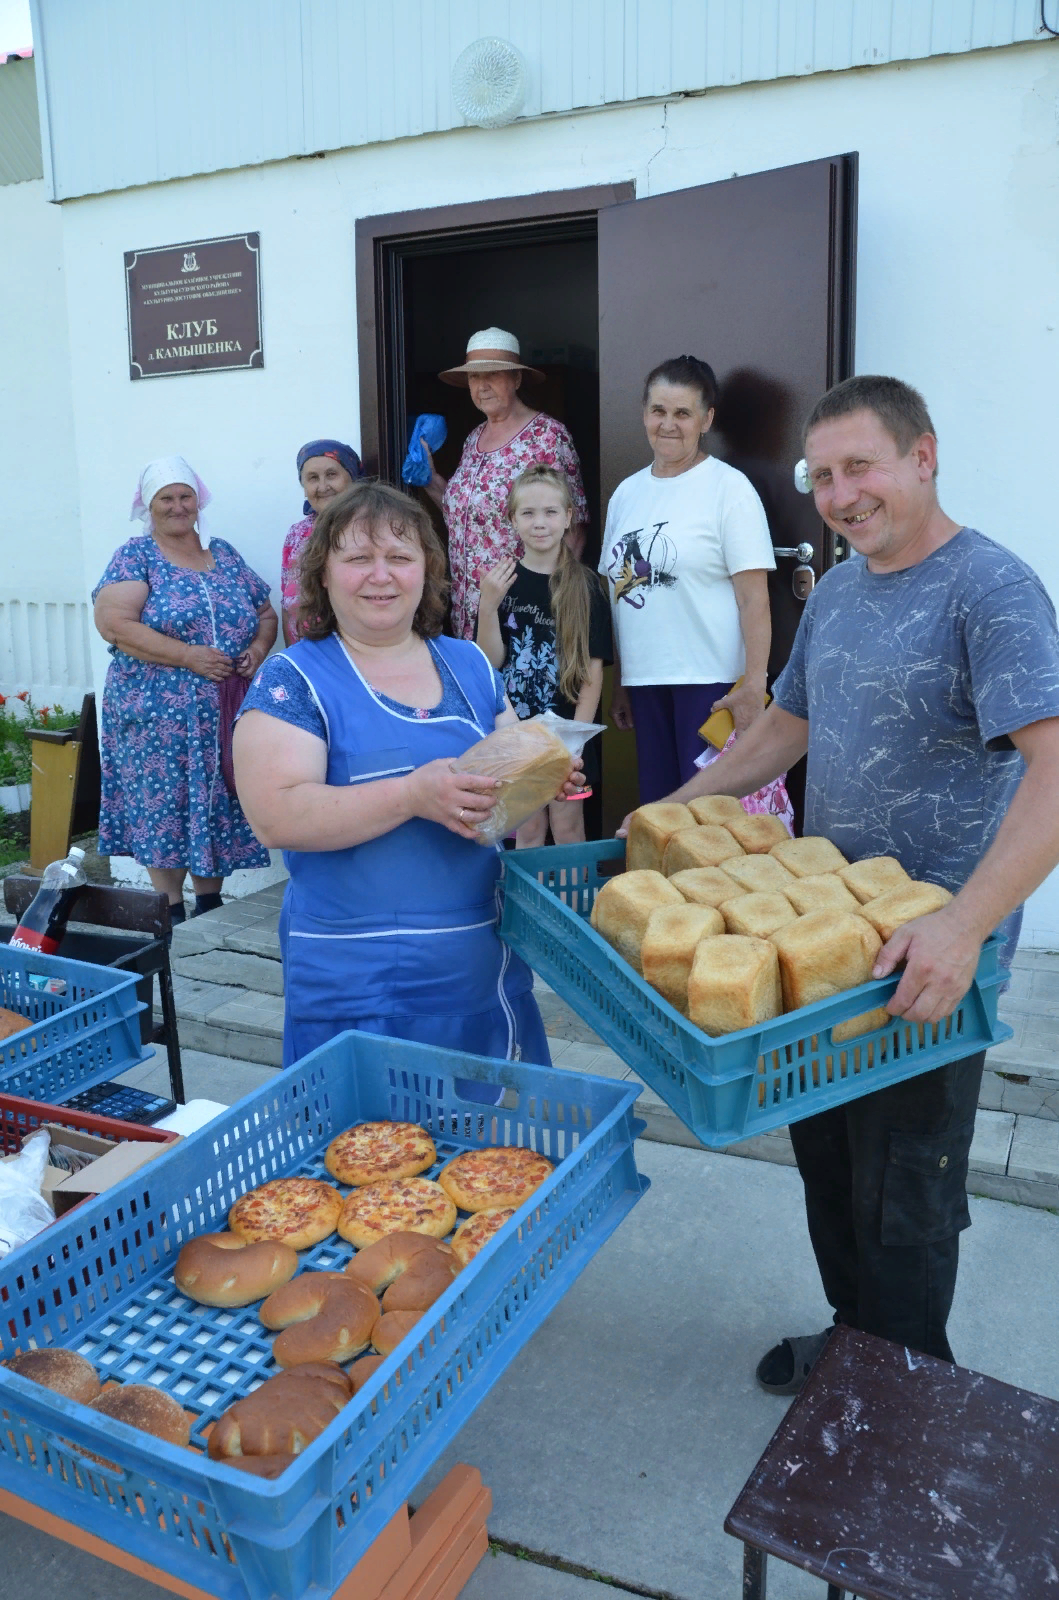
[{"xmin": 755, "ymin": 1328, "xmax": 833, "ymax": 1395}]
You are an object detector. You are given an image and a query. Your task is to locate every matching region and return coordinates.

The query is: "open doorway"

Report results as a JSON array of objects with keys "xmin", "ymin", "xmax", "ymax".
[
  {"xmin": 357, "ymin": 163, "xmax": 856, "ymax": 833},
  {"xmin": 402, "ymin": 229, "xmax": 601, "ymax": 562}
]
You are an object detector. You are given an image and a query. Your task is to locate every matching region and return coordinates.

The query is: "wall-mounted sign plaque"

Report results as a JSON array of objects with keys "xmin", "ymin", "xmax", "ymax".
[{"xmin": 125, "ymin": 233, "xmax": 263, "ymax": 380}]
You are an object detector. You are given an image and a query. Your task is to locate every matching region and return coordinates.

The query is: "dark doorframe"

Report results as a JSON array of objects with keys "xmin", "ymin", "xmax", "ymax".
[{"xmin": 355, "ymin": 183, "xmax": 634, "ymax": 478}]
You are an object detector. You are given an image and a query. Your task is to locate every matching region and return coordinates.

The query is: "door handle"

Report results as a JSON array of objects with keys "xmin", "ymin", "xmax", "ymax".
[{"xmin": 773, "ymin": 542, "xmax": 814, "ymax": 563}]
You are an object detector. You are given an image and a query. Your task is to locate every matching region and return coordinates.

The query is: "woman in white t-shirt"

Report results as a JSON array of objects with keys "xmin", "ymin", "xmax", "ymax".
[{"xmin": 599, "ymin": 355, "xmax": 776, "ymax": 803}]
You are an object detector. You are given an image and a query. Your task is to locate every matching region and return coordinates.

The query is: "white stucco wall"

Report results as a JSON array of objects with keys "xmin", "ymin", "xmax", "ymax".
[
  {"xmin": 0, "ymin": 175, "xmax": 91, "ymax": 707},
  {"xmin": 54, "ymin": 39, "xmax": 1059, "ymax": 939}
]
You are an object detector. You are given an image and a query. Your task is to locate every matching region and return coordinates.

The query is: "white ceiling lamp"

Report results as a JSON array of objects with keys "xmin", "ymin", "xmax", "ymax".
[{"xmin": 451, "ymin": 37, "xmax": 528, "ymax": 129}]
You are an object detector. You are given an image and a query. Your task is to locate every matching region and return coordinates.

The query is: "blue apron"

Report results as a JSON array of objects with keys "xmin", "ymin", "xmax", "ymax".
[{"xmin": 278, "ymin": 633, "xmax": 549, "ymax": 1090}]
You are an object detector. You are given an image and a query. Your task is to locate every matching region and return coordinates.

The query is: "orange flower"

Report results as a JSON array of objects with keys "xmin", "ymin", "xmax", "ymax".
[{"xmin": 15, "ymin": 691, "xmax": 29, "ymax": 701}]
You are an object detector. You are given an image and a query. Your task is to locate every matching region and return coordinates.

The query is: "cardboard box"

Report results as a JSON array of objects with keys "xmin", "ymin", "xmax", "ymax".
[
  {"xmin": 49, "ymin": 1138, "xmax": 172, "ymax": 1216},
  {"xmin": 5, "ymin": 1124, "xmax": 177, "ymax": 1217}
]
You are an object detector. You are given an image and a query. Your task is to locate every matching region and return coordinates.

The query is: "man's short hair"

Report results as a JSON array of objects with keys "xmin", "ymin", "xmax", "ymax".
[{"xmin": 803, "ymin": 375, "xmax": 937, "ymax": 457}]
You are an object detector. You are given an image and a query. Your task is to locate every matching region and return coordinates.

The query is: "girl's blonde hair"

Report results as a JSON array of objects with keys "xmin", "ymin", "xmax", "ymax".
[{"xmin": 506, "ymin": 466, "xmax": 600, "ymax": 706}]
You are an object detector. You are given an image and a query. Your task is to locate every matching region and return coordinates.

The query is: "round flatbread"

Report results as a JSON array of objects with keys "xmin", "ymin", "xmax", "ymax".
[
  {"xmin": 450, "ymin": 1207, "xmax": 515, "ymax": 1267},
  {"xmin": 325, "ymin": 1121, "xmax": 436, "ymax": 1187},
  {"xmin": 438, "ymin": 1148, "xmax": 553, "ymax": 1214},
  {"xmin": 228, "ymin": 1178, "xmax": 342, "ymax": 1252},
  {"xmin": 337, "ymin": 1177, "xmax": 457, "ymax": 1250}
]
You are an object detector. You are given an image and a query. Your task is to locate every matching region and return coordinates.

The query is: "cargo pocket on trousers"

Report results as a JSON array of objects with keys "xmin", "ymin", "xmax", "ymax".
[{"xmin": 880, "ymin": 1120, "xmax": 975, "ymax": 1246}]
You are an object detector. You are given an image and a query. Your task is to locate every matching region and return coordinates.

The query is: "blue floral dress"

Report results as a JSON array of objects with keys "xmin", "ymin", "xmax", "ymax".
[{"xmin": 93, "ymin": 536, "xmax": 272, "ymax": 875}]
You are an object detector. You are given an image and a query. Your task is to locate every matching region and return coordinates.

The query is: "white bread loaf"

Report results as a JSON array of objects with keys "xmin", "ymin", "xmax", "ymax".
[
  {"xmin": 838, "ymin": 856, "xmax": 910, "ymax": 904},
  {"xmin": 661, "ymin": 825, "xmax": 744, "ymax": 875},
  {"xmin": 626, "ymin": 803, "xmax": 697, "ymax": 873},
  {"xmin": 721, "ymin": 853, "xmax": 796, "ymax": 895},
  {"xmin": 859, "ymin": 880, "xmax": 953, "ymax": 942},
  {"xmin": 668, "ymin": 866, "xmax": 741, "ymax": 908},
  {"xmin": 722, "ymin": 813, "xmax": 791, "ymax": 854},
  {"xmin": 783, "ymin": 873, "xmax": 861, "ymax": 917},
  {"xmin": 451, "ymin": 718, "xmax": 572, "ymax": 843},
  {"xmin": 770, "ymin": 911, "xmax": 883, "ymax": 1011},
  {"xmin": 641, "ymin": 903, "xmax": 725, "ymax": 1013},
  {"xmin": 769, "ymin": 835, "xmax": 848, "ymax": 877},
  {"xmin": 719, "ymin": 892, "xmax": 799, "ymax": 939},
  {"xmin": 686, "ymin": 795, "xmax": 746, "ymax": 826},
  {"xmin": 590, "ymin": 870, "xmax": 684, "ymax": 972},
  {"xmin": 688, "ymin": 935, "xmax": 783, "ymax": 1036}
]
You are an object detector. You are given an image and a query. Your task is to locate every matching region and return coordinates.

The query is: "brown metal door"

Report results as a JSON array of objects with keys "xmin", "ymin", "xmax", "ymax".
[{"xmin": 597, "ymin": 154, "xmax": 857, "ymax": 828}]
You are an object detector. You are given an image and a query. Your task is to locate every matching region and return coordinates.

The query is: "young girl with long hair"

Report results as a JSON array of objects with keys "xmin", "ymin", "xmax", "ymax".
[{"xmin": 477, "ymin": 465, "xmax": 611, "ymax": 846}]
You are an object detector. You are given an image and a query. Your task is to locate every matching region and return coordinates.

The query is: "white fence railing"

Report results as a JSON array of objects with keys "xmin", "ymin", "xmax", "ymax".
[{"xmin": 0, "ymin": 590, "xmax": 94, "ymax": 709}]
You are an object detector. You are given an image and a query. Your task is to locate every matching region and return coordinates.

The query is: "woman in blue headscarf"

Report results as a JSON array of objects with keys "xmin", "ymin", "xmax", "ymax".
[{"xmin": 281, "ymin": 439, "xmax": 362, "ymax": 644}]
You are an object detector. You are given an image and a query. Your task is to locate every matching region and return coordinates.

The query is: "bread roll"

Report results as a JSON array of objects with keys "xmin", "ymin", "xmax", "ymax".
[
  {"xmin": 687, "ymin": 936, "xmax": 783, "ymax": 1036},
  {"xmin": 0, "ymin": 1006, "xmax": 29, "ymax": 1041},
  {"xmin": 348, "ymin": 1354, "xmax": 388, "ymax": 1395},
  {"xmin": 90, "ymin": 1384, "xmax": 192, "ymax": 1448},
  {"xmin": 640, "ymin": 903, "xmax": 725, "ymax": 1013},
  {"xmin": 380, "ymin": 1248, "xmax": 458, "ymax": 1315},
  {"xmin": 859, "ymin": 880, "xmax": 953, "ymax": 942},
  {"xmin": 174, "ymin": 1234, "xmax": 298, "ymax": 1308},
  {"xmin": 721, "ymin": 854, "xmax": 796, "ymax": 895},
  {"xmin": 372, "ymin": 1309, "xmax": 421, "ymax": 1356},
  {"xmin": 719, "ymin": 892, "xmax": 799, "ymax": 939},
  {"xmin": 4, "ymin": 1348, "xmax": 100, "ymax": 1405},
  {"xmin": 783, "ymin": 874, "xmax": 861, "ymax": 917},
  {"xmin": 260, "ymin": 1271, "xmax": 380, "ymax": 1367},
  {"xmin": 769, "ymin": 836, "xmax": 849, "ymax": 877},
  {"xmin": 208, "ymin": 1364, "xmax": 352, "ymax": 1460},
  {"xmin": 590, "ymin": 871, "xmax": 684, "ymax": 972},
  {"xmin": 344, "ymin": 1231, "xmax": 446, "ymax": 1294},
  {"xmin": 838, "ymin": 856, "xmax": 910, "ymax": 904},
  {"xmin": 686, "ymin": 795, "xmax": 746, "ymax": 826},
  {"xmin": 667, "ymin": 866, "xmax": 741, "ymax": 909},
  {"xmin": 626, "ymin": 803, "xmax": 697, "ymax": 872},
  {"xmin": 770, "ymin": 911, "xmax": 883, "ymax": 1011},
  {"xmin": 722, "ymin": 813, "xmax": 791, "ymax": 853},
  {"xmin": 451, "ymin": 718, "xmax": 572, "ymax": 842},
  {"xmin": 661, "ymin": 825, "xmax": 744, "ymax": 874}
]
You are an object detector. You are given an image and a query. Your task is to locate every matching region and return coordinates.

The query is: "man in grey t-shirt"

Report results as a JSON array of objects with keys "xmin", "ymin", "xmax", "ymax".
[{"xmin": 636, "ymin": 375, "xmax": 1059, "ymax": 1390}]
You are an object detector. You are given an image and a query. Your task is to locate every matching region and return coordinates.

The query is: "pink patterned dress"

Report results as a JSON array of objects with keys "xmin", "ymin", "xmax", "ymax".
[
  {"xmin": 442, "ymin": 414, "xmax": 588, "ymax": 639},
  {"xmin": 280, "ymin": 514, "xmax": 315, "ymax": 634}
]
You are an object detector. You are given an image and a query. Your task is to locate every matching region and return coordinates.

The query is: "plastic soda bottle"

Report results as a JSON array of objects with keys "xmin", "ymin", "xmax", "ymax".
[{"xmin": 9, "ymin": 846, "xmax": 88, "ymax": 955}]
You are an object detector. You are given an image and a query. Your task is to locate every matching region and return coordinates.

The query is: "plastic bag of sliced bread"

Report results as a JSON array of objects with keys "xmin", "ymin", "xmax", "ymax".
[{"xmin": 452, "ymin": 713, "xmax": 602, "ymax": 845}]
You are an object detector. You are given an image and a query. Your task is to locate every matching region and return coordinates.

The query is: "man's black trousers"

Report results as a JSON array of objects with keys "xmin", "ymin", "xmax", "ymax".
[{"xmin": 788, "ymin": 1050, "xmax": 986, "ymax": 1361}]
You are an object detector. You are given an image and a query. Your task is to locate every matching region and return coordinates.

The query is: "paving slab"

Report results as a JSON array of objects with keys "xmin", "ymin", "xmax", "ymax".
[
  {"xmin": 413, "ymin": 1139, "xmax": 1059, "ymax": 1600},
  {"xmin": 115, "ymin": 1046, "xmax": 278, "ymax": 1104}
]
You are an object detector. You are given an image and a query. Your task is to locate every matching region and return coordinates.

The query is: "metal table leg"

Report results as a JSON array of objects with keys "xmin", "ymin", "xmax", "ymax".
[{"xmin": 742, "ymin": 1544, "xmax": 767, "ymax": 1599}]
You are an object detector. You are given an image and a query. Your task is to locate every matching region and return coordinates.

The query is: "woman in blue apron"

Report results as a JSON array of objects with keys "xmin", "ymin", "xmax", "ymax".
[{"xmin": 234, "ymin": 481, "xmax": 571, "ymax": 1088}]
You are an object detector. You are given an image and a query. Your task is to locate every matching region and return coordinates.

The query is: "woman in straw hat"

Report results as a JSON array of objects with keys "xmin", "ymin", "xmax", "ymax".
[{"xmin": 423, "ymin": 327, "xmax": 588, "ymax": 639}]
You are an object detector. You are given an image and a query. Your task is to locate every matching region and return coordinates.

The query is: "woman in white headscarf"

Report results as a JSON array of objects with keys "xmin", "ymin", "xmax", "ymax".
[{"xmin": 92, "ymin": 458, "xmax": 278, "ymax": 924}]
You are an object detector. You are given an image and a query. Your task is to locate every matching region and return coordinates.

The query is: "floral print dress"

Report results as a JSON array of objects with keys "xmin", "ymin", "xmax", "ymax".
[
  {"xmin": 280, "ymin": 513, "xmax": 314, "ymax": 632},
  {"xmin": 93, "ymin": 536, "xmax": 272, "ymax": 875},
  {"xmin": 442, "ymin": 413, "xmax": 588, "ymax": 639}
]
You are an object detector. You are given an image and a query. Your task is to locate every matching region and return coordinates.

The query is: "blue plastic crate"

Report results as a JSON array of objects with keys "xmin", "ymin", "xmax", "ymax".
[
  {"xmin": 502, "ymin": 840, "xmax": 1012, "ymax": 1147},
  {"xmin": 0, "ymin": 946, "xmax": 148, "ymax": 1101},
  {"xmin": 0, "ymin": 1028, "xmax": 647, "ymax": 1600}
]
